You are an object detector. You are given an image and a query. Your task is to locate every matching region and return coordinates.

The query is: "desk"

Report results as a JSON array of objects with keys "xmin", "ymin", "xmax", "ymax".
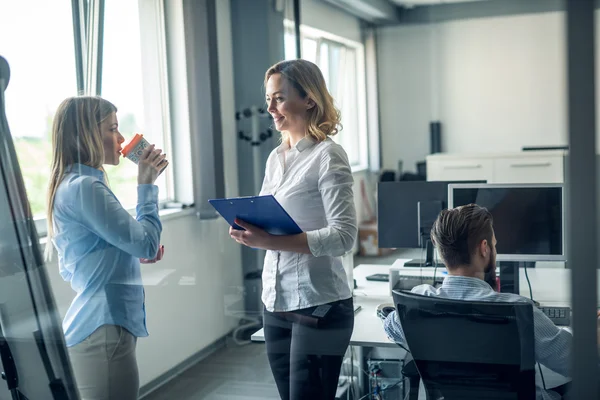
[
  {"xmin": 251, "ymin": 264, "xmax": 399, "ymax": 348},
  {"xmin": 251, "ymin": 261, "xmax": 572, "ymax": 396}
]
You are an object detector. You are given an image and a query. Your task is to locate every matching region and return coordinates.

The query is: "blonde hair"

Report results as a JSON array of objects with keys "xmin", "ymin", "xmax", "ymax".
[
  {"xmin": 45, "ymin": 96, "xmax": 117, "ymax": 260},
  {"xmin": 264, "ymin": 59, "xmax": 341, "ymax": 144}
]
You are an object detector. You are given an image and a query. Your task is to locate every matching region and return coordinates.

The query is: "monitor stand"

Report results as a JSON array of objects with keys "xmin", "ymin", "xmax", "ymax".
[
  {"xmin": 498, "ymin": 261, "xmax": 535, "ymax": 295},
  {"xmin": 404, "ymin": 240, "xmax": 445, "ymax": 268}
]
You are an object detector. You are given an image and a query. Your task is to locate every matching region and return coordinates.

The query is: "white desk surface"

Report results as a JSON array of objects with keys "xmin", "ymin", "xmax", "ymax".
[
  {"xmin": 251, "ymin": 262, "xmax": 575, "ymax": 344},
  {"xmin": 251, "ymin": 263, "xmax": 398, "ymax": 348}
]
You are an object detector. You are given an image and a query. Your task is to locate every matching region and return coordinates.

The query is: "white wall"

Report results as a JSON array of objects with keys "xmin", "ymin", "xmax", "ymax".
[
  {"xmin": 378, "ymin": 23, "xmax": 434, "ymax": 173},
  {"xmin": 377, "ymin": 11, "xmax": 573, "ymax": 172},
  {"xmin": 45, "ymin": 213, "xmax": 244, "ymax": 388}
]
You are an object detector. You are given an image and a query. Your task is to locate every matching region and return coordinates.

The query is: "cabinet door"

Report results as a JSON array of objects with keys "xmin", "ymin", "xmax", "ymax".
[
  {"xmin": 427, "ymin": 158, "xmax": 493, "ymax": 182},
  {"xmin": 493, "ymin": 156, "xmax": 564, "ymax": 183}
]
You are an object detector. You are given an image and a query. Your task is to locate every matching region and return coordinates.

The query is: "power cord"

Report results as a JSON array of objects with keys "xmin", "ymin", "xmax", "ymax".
[
  {"xmin": 344, "ymin": 346, "xmax": 356, "ymax": 400},
  {"xmin": 524, "ymin": 264, "xmax": 534, "ymax": 302},
  {"xmin": 395, "ymin": 341, "xmax": 412, "ymax": 355},
  {"xmin": 419, "ymin": 242, "xmax": 427, "ymax": 285},
  {"xmin": 355, "ymin": 370, "xmax": 407, "ymax": 400},
  {"xmin": 537, "ymin": 362, "xmax": 547, "ymax": 391},
  {"xmin": 228, "ymin": 312, "xmax": 262, "ymax": 346}
]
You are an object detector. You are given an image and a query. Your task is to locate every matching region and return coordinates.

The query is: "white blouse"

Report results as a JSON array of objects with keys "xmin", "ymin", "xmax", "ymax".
[{"xmin": 259, "ymin": 137, "xmax": 357, "ymax": 312}]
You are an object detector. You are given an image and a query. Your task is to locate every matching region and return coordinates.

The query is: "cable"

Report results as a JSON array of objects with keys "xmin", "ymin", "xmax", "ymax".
[
  {"xmin": 537, "ymin": 362, "xmax": 547, "ymax": 391},
  {"xmin": 341, "ymin": 350, "xmax": 372, "ymax": 397},
  {"xmin": 380, "ymin": 378, "xmax": 403, "ymax": 392},
  {"xmin": 356, "ymin": 374, "xmax": 407, "ymax": 400},
  {"xmin": 419, "ymin": 243, "xmax": 426, "ymax": 285},
  {"xmin": 350, "ymin": 346, "xmax": 355, "ymax": 400},
  {"xmin": 357, "ymin": 393, "xmax": 371, "ymax": 400},
  {"xmin": 230, "ymin": 315, "xmax": 262, "ymax": 346},
  {"xmin": 395, "ymin": 341, "xmax": 411, "ymax": 355},
  {"xmin": 524, "ymin": 264, "xmax": 534, "ymax": 302}
]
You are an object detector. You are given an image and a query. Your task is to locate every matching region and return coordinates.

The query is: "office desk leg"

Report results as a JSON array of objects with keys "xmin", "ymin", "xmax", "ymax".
[{"xmin": 355, "ymin": 345, "xmax": 372, "ymax": 398}]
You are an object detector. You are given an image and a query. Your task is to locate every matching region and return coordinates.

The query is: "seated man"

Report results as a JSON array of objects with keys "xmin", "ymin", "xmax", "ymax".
[{"xmin": 383, "ymin": 203, "xmax": 571, "ymax": 400}]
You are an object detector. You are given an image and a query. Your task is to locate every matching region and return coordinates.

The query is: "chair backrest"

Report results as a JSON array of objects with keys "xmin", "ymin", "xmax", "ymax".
[{"xmin": 392, "ymin": 289, "xmax": 535, "ymax": 400}]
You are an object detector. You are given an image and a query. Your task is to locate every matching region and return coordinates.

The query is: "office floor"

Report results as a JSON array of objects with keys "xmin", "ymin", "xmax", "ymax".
[
  {"xmin": 142, "ymin": 340, "xmax": 279, "ymax": 400},
  {"xmin": 143, "ymin": 250, "xmax": 407, "ymax": 400}
]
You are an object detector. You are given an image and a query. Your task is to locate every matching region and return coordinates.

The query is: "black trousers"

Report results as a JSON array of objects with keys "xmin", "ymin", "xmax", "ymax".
[{"xmin": 263, "ymin": 297, "xmax": 355, "ymax": 400}]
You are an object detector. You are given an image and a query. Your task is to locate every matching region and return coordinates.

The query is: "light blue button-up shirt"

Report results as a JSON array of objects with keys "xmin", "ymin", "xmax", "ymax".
[
  {"xmin": 384, "ymin": 275, "xmax": 572, "ymax": 400},
  {"xmin": 52, "ymin": 164, "xmax": 162, "ymax": 347}
]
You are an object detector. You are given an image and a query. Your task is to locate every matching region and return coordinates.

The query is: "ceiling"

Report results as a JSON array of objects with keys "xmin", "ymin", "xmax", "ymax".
[
  {"xmin": 389, "ymin": 0, "xmax": 488, "ymax": 7},
  {"xmin": 321, "ymin": 0, "xmax": 492, "ymax": 25}
]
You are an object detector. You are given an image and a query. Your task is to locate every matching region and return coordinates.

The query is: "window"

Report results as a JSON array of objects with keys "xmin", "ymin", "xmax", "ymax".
[
  {"xmin": 101, "ymin": 0, "xmax": 172, "ymax": 208},
  {"xmin": 0, "ymin": 0, "xmax": 77, "ymax": 217},
  {"xmin": 0, "ymin": 0, "xmax": 174, "ymax": 237},
  {"xmin": 284, "ymin": 21, "xmax": 368, "ymax": 170}
]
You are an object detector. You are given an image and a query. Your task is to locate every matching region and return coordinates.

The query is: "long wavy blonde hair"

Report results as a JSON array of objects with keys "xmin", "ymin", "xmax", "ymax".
[
  {"xmin": 45, "ymin": 96, "xmax": 117, "ymax": 260},
  {"xmin": 264, "ymin": 59, "xmax": 342, "ymax": 144}
]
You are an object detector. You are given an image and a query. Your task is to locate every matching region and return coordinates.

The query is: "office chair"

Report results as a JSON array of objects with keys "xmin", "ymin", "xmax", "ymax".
[{"xmin": 392, "ymin": 290, "xmax": 535, "ymax": 400}]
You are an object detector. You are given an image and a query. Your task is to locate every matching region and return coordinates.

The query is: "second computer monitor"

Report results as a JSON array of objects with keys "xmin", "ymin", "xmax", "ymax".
[
  {"xmin": 448, "ymin": 183, "xmax": 564, "ymax": 262},
  {"xmin": 377, "ymin": 180, "xmax": 485, "ymax": 249}
]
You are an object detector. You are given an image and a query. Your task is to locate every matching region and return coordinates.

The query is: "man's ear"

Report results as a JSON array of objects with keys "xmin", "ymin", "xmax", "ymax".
[{"xmin": 479, "ymin": 239, "xmax": 489, "ymax": 258}]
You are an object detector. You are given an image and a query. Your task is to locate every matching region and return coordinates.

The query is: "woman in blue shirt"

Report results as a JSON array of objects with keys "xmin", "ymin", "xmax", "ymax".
[{"xmin": 45, "ymin": 96, "xmax": 167, "ymax": 399}]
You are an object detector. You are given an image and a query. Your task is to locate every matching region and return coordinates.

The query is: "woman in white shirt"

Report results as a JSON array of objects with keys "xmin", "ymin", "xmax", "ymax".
[{"xmin": 229, "ymin": 59, "xmax": 357, "ymax": 400}]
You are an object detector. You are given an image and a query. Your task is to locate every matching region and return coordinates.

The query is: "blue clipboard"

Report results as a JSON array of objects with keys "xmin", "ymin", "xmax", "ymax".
[{"xmin": 208, "ymin": 195, "xmax": 302, "ymax": 235}]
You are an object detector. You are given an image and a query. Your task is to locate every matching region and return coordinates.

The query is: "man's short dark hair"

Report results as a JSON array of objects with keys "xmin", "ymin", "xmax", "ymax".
[{"xmin": 430, "ymin": 204, "xmax": 494, "ymax": 268}]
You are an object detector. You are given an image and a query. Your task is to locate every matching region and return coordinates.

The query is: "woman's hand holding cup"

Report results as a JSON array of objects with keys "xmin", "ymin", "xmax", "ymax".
[
  {"xmin": 138, "ymin": 145, "xmax": 168, "ymax": 185},
  {"xmin": 121, "ymin": 134, "xmax": 169, "ymax": 185}
]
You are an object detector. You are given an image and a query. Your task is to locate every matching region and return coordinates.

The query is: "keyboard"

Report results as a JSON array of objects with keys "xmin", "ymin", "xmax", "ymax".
[
  {"xmin": 539, "ymin": 306, "xmax": 571, "ymax": 326},
  {"xmin": 366, "ymin": 273, "xmax": 389, "ymax": 282}
]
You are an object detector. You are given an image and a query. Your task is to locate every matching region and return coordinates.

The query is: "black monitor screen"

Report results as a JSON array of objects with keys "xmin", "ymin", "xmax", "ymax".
[
  {"xmin": 377, "ymin": 181, "xmax": 485, "ymax": 249},
  {"xmin": 450, "ymin": 186, "xmax": 563, "ymax": 259}
]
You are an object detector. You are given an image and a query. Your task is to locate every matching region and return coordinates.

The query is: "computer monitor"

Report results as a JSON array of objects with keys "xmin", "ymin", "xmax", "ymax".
[
  {"xmin": 448, "ymin": 184, "xmax": 565, "ymax": 262},
  {"xmin": 377, "ymin": 181, "xmax": 486, "ymax": 249}
]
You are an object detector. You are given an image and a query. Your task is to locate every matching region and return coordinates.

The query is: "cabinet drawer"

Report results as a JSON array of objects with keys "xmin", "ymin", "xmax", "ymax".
[
  {"xmin": 493, "ymin": 156, "xmax": 564, "ymax": 183},
  {"xmin": 427, "ymin": 158, "xmax": 493, "ymax": 182}
]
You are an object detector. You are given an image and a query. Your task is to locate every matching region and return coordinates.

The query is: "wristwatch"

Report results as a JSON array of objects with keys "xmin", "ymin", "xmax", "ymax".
[{"xmin": 376, "ymin": 303, "xmax": 395, "ymax": 321}]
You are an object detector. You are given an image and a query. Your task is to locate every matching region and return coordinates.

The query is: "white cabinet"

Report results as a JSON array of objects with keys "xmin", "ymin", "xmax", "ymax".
[
  {"xmin": 426, "ymin": 158, "xmax": 493, "ymax": 182},
  {"xmin": 493, "ymin": 155, "xmax": 564, "ymax": 184},
  {"xmin": 426, "ymin": 151, "xmax": 566, "ymax": 184}
]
